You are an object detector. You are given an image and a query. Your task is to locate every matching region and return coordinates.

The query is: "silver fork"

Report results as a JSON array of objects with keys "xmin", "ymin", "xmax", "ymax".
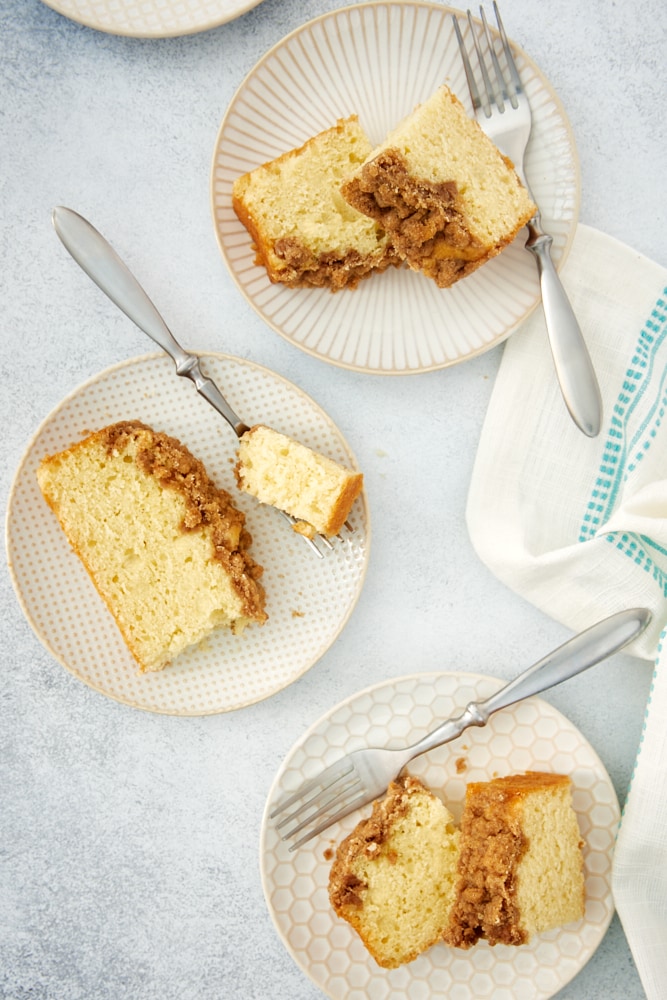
[
  {"xmin": 51, "ymin": 205, "xmax": 343, "ymax": 558},
  {"xmin": 452, "ymin": 4, "xmax": 603, "ymax": 439},
  {"xmin": 271, "ymin": 607, "xmax": 650, "ymax": 850}
]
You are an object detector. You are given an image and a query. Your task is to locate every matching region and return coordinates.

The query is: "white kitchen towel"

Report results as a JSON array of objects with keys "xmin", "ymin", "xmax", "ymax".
[{"xmin": 466, "ymin": 223, "xmax": 667, "ymax": 999}]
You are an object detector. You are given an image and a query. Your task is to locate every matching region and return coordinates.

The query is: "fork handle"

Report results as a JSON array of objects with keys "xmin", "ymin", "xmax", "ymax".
[
  {"xmin": 407, "ymin": 607, "xmax": 651, "ymax": 761},
  {"xmin": 52, "ymin": 206, "xmax": 248, "ymax": 438},
  {"xmin": 524, "ymin": 219, "xmax": 603, "ymax": 438}
]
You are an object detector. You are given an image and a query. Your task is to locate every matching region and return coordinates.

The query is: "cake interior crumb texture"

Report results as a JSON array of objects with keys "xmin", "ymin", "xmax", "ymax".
[
  {"xmin": 232, "ymin": 116, "xmax": 400, "ymax": 290},
  {"xmin": 341, "ymin": 85, "xmax": 537, "ymax": 288},
  {"xmin": 37, "ymin": 421, "xmax": 266, "ymax": 672},
  {"xmin": 235, "ymin": 424, "xmax": 363, "ymax": 536},
  {"xmin": 328, "ymin": 775, "xmax": 461, "ymax": 969},
  {"xmin": 444, "ymin": 771, "xmax": 585, "ymax": 948}
]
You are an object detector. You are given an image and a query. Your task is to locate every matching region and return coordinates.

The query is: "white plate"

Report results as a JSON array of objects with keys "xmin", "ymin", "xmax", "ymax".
[
  {"xmin": 6, "ymin": 353, "xmax": 369, "ymax": 716},
  {"xmin": 40, "ymin": 0, "xmax": 264, "ymax": 36},
  {"xmin": 261, "ymin": 672, "xmax": 618, "ymax": 999},
  {"xmin": 211, "ymin": 1, "xmax": 580, "ymax": 375}
]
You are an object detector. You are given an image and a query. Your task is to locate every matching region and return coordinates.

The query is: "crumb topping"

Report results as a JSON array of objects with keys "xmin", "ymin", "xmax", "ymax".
[
  {"xmin": 266, "ymin": 235, "xmax": 400, "ymax": 291},
  {"xmin": 342, "ymin": 148, "xmax": 495, "ymax": 288},
  {"xmin": 444, "ymin": 780, "xmax": 530, "ymax": 948}
]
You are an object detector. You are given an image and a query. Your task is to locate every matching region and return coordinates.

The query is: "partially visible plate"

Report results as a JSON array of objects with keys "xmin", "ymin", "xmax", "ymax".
[
  {"xmin": 261, "ymin": 672, "xmax": 618, "ymax": 999},
  {"xmin": 6, "ymin": 353, "xmax": 369, "ymax": 715},
  {"xmin": 211, "ymin": 1, "xmax": 580, "ymax": 375},
  {"xmin": 40, "ymin": 0, "xmax": 264, "ymax": 36}
]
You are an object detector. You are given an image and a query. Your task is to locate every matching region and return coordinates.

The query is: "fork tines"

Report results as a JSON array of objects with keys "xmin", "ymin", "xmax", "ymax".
[
  {"xmin": 270, "ymin": 761, "xmax": 364, "ymax": 851},
  {"xmin": 488, "ymin": 2, "xmax": 523, "ymax": 94},
  {"xmin": 452, "ymin": 3, "xmax": 523, "ymax": 117},
  {"xmin": 283, "ymin": 514, "xmax": 355, "ymax": 558}
]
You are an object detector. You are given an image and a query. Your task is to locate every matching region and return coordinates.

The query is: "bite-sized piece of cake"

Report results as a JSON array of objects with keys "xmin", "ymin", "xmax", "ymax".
[
  {"xmin": 328, "ymin": 775, "xmax": 461, "ymax": 969},
  {"xmin": 235, "ymin": 424, "xmax": 363, "ymax": 537},
  {"xmin": 443, "ymin": 772, "xmax": 585, "ymax": 949},
  {"xmin": 37, "ymin": 421, "xmax": 267, "ymax": 672},
  {"xmin": 341, "ymin": 85, "xmax": 536, "ymax": 288},
  {"xmin": 232, "ymin": 116, "xmax": 400, "ymax": 291}
]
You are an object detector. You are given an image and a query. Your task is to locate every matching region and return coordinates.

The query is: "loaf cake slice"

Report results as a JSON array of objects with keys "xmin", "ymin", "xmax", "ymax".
[
  {"xmin": 235, "ymin": 424, "xmax": 363, "ymax": 537},
  {"xmin": 443, "ymin": 772, "xmax": 585, "ymax": 948},
  {"xmin": 232, "ymin": 116, "xmax": 400, "ymax": 291},
  {"xmin": 341, "ymin": 85, "xmax": 536, "ymax": 288},
  {"xmin": 37, "ymin": 421, "xmax": 267, "ymax": 672},
  {"xmin": 328, "ymin": 775, "xmax": 461, "ymax": 968}
]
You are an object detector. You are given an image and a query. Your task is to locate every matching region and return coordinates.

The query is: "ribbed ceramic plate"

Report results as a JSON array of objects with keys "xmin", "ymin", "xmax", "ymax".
[
  {"xmin": 261, "ymin": 672, "xmax": 617, "ymax": 1000},
  {"xmin": 6, "ymin": 354, "xmax": 369, "ymax": 715},
  {"xmin": 39, "ymin": 0, "xmax": 263, "ymax": 36},
  {"xmin": 211, "ymin": 1, "xmax": 579, "ymax": 375}
]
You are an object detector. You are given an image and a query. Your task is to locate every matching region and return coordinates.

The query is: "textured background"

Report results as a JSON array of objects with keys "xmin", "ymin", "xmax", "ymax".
[{"xmin": 1, "ymin": 1, "xmax": 665, "ymax": 998}]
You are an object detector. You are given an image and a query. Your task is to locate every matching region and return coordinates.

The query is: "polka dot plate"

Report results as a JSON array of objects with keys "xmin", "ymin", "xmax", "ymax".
[
  {"xmin": 261, "ymin": 672, "xmax": 618, "ymax": 999},
  {"xmin": 39, "ymin": 0, "xmax": 264, "ymax": 37},
  {"xmin": 6, "ymin": 353, "xmax": 369, "ymax": 715},
  {"xmin": 211, "ymin": 2, "xmax": 579, "ymax": 374}
]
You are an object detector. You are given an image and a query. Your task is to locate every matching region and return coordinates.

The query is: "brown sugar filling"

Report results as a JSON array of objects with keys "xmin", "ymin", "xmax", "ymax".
[
  {"xmin": 341, "ymin": 148, "xmax": 491, "ymax": 288},
  {"xmin": 444, "ymin": 781, "xmax": 528, "ymax": 948},
  {"xmin": 269, "ymin": 235, "xmax": 400, "ymax": 291},
  {"xmin": 100, "ymin": 421, "xmax": 266, "ymax": 620}
]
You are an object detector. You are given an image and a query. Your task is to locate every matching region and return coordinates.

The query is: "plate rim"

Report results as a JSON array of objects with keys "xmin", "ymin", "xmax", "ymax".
[
  {"xmin": 210, "ymin": 0, "xmax": 581, "ymax": 376},
  {"xmin": 38, "ymin": 0, "xmax": 265, "ymax": 37},
  {"xmin": 5, "ymin": 350, "xmax": 371, "ymax": 716},
  {"xmin": 259, "ymin": 668, "xmax": 618, "ymax": 1000}
]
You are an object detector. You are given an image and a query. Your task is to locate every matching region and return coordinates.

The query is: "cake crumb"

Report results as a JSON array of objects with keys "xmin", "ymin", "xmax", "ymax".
[
  {"xmin": 235, "ymin": 424, "xmax": 363, "ymax": 536},
  {"xmin": 328, "ymin": 774, "xmax": 460, "ymax": 968},
  {"xmin": 341, "ymin": 85, "xmax": 536, "ymax": 288},
  {"xmin": 232, "ymin": 117, "xmax": 400, "ymax": 291},
  {"xmin": 37, "ymin": 420, "xmax": 266, "ymax": 672}
]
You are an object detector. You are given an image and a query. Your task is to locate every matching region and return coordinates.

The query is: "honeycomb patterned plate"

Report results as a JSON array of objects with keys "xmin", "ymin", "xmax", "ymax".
[
  {"xmin": 211, "ymin": 1, "xmax": 579, "ymax": 374},
  {"xmin": 261, "ymin": 672, "xmax": 618, "ymax": 999},
  {"xmin": 6, "ymin": 353, "xmax": 369, "ymax": 715},
  {"xmin": 39, "ymin": 0, "xmax": 264, "ymax": 37}
]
